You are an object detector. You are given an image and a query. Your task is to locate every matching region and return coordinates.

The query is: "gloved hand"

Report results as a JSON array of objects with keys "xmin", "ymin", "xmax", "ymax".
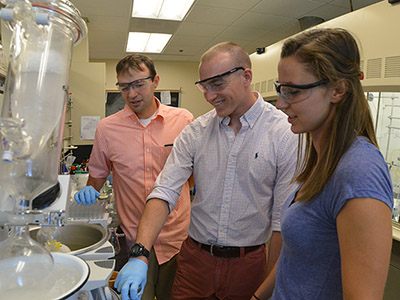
[
  {"xmin": 115, "ymin": 258, "xmax": 148, "ymax": 300},
  {"xmin": 74, "ymin": 186, "xmax": 100, "ymax": 205}
]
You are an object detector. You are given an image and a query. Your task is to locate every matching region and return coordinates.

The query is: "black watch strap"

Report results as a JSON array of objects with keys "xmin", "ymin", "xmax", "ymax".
[{"xmin": 129, "ymin": 243, "xmax": 150, "ymax": 259}]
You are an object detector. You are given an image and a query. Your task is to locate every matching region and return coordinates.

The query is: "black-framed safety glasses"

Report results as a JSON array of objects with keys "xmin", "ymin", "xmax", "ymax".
[
  {"xmin": 274, "ymin": 79, "xmax": 330, "ymax": 103},
  {"xmin": 195, "ymin": 67, "xmax": 245, "ymax": 93},
  {"xmin": 116, "ymin": 75, "xmax": 155, "ymax": 93}
]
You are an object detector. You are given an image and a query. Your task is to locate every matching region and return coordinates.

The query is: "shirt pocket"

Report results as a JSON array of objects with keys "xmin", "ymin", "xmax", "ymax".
[
  {"xmin": 158, "ymin": 145, "xmax": 173, "ymax": 167},
  {"xmin": 247, "ymin": 151, "xmax": 275, "ymax": 186}
]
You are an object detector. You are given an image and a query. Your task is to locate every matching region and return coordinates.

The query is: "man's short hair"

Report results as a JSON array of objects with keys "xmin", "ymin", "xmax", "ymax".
[
  {"xmin": 116, "ymin": 54, "xmax": 157, "ymax": 78},
  {"xmin": 201, "ymin": 42, "xmax": 252, "ymax": 69}
]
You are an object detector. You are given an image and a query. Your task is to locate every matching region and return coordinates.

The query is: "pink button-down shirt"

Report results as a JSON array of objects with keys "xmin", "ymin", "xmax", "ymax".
[{"xmin": 89, "ymin": 99, "xmax": 194, "ymax": 264}]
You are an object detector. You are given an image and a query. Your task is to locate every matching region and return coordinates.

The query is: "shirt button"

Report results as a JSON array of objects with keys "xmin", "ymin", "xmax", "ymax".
[
  {"xmin": 145, "ymin": 129, "xmax": 148, "ymax": 133},
  {"xmin": 147, "ymin": 187, "xmax": 151, "ymax": 191},
  {"xmin": 146, "ymin": 148, "xmax": 150, "ymax": 152},
  {"xmin": 146, "ymin": 168, "xmax": 150, "ymax": 172}
]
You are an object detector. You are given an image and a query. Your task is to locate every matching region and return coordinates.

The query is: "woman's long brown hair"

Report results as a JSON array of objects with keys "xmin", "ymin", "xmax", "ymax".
[{"xmin": 280, "ymin": 28, "xmax": 377, "ymax": 203}]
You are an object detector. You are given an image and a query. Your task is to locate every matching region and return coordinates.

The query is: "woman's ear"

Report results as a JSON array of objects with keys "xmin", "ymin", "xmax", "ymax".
[{"xmin": 331, "ymin": 79, "xmax": 347, "ymax": 104}]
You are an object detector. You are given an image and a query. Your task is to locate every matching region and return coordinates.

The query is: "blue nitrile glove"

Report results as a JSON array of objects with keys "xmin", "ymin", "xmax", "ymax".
[
  {"xmin": 74, "ymin": 186, "xmax": 100, "ymax": 205},
  {"xmin": 115, "ymin": 258, "xmax": 148, "ymax": 300}
]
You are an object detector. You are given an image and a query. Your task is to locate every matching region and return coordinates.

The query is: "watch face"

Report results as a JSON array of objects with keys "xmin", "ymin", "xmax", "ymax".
[
  {"xmin": 131, "ymin": 244, "xmax": 143, "ymax": 256},
  {"xmin": 130, "ymin": 243, "xmax": 149, "ymax": 258}
]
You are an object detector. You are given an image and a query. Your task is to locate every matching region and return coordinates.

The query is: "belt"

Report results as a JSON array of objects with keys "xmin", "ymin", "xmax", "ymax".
[{"xmin": 190, "ymin": 237, "xmax": 262, "ymax": 258}]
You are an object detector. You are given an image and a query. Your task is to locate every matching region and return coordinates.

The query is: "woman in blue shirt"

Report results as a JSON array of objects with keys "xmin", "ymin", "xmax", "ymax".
[{"xmin": 253, "ymin": 28, "xmax": 393, "ymax": 300}]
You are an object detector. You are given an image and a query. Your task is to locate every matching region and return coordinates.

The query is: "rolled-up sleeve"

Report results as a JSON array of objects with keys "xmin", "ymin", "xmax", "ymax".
[{"xmin": 147, "ymin": 122, "xmax": 197, "ymax": 213}]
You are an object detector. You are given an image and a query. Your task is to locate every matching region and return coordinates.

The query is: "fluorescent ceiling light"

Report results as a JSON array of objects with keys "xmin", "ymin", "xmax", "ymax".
[
  {"xmin": 132, "ymin": 0, "xmax": 195, "ymax": 21},
  {"xmin": 126, "ymin": 32, "xmax": 172, "ymax": 53}
]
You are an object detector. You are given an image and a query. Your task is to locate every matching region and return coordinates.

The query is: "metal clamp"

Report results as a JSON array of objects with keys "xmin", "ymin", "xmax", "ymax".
[{"xmin": 3, "ymin": 210, "xmax": 66, "ymax": 226}]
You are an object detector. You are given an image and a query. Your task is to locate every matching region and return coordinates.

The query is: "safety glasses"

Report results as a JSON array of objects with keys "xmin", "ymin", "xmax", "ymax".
[
  {"xmin": 116, "ymin": 75, "xmax": 155, "ymax": 94},
  {"xmin": 195, "ymin": 67, "xmax": 245, "ymax": 93},
  {"xmin": 274, "ymin": 79, "xmax": 330, "ymax": 104}
]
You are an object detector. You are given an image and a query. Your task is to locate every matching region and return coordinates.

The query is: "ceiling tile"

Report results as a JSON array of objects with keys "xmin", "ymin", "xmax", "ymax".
[
  {"xmin": 185, "ymin": 5, "xmax": 246, "ymax": 25},
  {"xmin": 330, "ymin": 0, "xmax": 381, "ymax": 9},
  {"xmin": 195, "ymin": 0, "xmax": 262, "ymax": 10},
  {"xmin": 164, "ymin": 35, "xmax": 214, "ymax": 55},
  {"xmin": 71, "ymin": 0, "xmax": 131, "ymax": 17},
  {"xmin": 192, "ymin": 43, "xmax": 216, "ymax": 58},
  {"xmin": 306, "ymin": 4, "xmax": 349, "ymax": 21},
  {"xmin": 207, "ymin": 37, "xmax": 250, "ymax": 49},
  {"xmin": 251, "ymin": 0, "xmax": 325, "ymax": 18},
  {"xmin": 69, "ymin": 0, "xmax": 382, "ymax": 62},
  {"xmin": 216, "ymin": 26, "xmax": 268, "ymax": 42},
  {"xmin": 85, "ymin": 16, "xmax": 129, "ymax": 32},
  {"xmin": 253, "ymin": 19, "xmax": 301, "ymax": 46},
  {"xmin": 129, "ymin": 18, "xmax": 181, "ymax": 34},
  {"xmin": 175, "ymin": 22, "xmax": 227, "ymax": 37},
  {"xmin": 232, "ymin": 11, "xmax": 293, "ymax": 31}
]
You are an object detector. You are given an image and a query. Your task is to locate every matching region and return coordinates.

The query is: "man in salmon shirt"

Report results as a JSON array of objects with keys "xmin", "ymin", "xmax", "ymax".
[{"xmin": 74, "ymin": 54, "xmax": 194, "ymax": 300}]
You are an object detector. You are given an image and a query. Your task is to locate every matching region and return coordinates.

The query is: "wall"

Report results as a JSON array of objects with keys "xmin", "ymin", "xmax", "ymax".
[
  {"xmin": 250, "ymin": 1, "xmax": 400, "ymax": 100},
  {"xmin": 70, "ymin": 36, "xmax": 106, "ymax": 146},
  {"xmin": 101, "ymin": 59, "xmax": 211, "ymax": 118},
  {"xmin": 72, "ymin": 39, "xmax": 212, "ymax": 147}
]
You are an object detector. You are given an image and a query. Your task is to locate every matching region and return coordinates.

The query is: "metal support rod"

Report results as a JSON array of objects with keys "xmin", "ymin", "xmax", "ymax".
[
  {"xmin": 387, "ymin": 126, "xmax": 400, "ymax": 130},
  {"xmin": 385, "ymin": 97, "xmax": 396, "ymax": 161}
]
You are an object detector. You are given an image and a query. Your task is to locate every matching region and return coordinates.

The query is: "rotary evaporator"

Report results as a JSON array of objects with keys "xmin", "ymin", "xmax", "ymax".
[{"xmin": 0, "ymin": 1, "xmax": 117, "ymax": 299}]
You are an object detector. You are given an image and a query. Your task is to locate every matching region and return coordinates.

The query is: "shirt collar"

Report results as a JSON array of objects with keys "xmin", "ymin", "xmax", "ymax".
[
  {"xmin": 121, "ymin": 97, "xmax": 166, "ymax": 122},
  {"xmin": 242, "ymin": 92, "xmax": 264, "ymax": 128},
  {"xmin": 220, "ymin": 92, "xmax": 264, "ymax": 129}
]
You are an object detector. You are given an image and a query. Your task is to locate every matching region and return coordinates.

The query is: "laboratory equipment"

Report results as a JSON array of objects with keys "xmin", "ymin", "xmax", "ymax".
[
  {"xmin": 367, "ymin": 92, "xmax": 400, "ymax": 223},
  {"xmin": 29, "ymin": 222, "xmax": 117, "ymax": 300},
  {"xmin": 0, "ymin": 0, "xmax": 114, "ymax": 299},
  {"xmin": 68, "ymin": 173, "xmax": 111, "ymax": 228},
  {"xmin": 0, "ymin": 0, "xmax": 86, "ymax": 214}
]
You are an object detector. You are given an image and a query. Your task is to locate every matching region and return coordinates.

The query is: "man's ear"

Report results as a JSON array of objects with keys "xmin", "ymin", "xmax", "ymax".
[
  {"xmin": 153, "ymin": 74, "xmax": 160, "ymax": 89},
  {"xmin": 331, "ymin": 79, "xmax": 347, "ymax": 104},
  {"xmin": 242, "ymin": 68, "xmax": 252, "ymax": 87}
]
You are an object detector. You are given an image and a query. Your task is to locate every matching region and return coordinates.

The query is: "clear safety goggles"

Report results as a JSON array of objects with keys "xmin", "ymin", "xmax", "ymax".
[
  {"xmin": 274, "ymin": 79, "xmax": 330, "ymax": 104},
  {"xmin": 116, "ymin": 75, "xmax": 155, "ymax": 94},
  {"xmin": 195, "ymin": 67, "xmax": 244, "ymax": 93}
]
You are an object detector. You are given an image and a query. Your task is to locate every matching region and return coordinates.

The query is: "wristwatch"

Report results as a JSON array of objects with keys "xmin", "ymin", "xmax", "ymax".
[{"xmin": 129, "ymin": 243, "xmax": 150, "ymax": 259}]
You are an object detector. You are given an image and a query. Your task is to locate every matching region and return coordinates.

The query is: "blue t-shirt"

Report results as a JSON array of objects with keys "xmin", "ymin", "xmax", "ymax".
[{"xmin": 272, "ymin": 137, "xmax": 393, "ymax": 299}]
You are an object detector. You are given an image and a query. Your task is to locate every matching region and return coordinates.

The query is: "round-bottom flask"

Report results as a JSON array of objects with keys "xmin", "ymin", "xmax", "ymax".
[{"xmin": 0, "ymin": 225, "xmax": 55, "ymax": 299}]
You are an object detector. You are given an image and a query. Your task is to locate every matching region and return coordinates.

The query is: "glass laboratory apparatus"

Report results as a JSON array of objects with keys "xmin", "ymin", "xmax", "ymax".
[
  {"xmin": 367, "ymin": 91, "xmax": 400, "ymax": 223},
  {"xmin": 0, "ymin": 0, "xmax": 87, "ymax": 298}
]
